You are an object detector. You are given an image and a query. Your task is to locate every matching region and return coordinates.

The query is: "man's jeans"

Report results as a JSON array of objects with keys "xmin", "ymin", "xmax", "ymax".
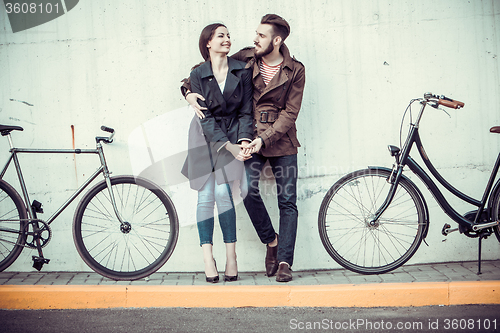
[{"xmin": 243, "ymin": 153, "xmax": 298, "ymax": 266}]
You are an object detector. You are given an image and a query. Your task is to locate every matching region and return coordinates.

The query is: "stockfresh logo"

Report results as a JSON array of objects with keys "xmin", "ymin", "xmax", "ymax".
[{"xmin": 3, "ymin": 0, "xmax": 79, "ymax": 33}]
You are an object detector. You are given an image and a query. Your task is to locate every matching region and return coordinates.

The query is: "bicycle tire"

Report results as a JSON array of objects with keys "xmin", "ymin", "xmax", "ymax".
[
  {"xmin": 0, "ymin": 179, "xmax": 27, "ymax": 271},
  {"xmin": 318, "ymin": 168, "xmax": 426, "ymax": 274},
  {"xmin": 492, "ymin": 188, "xmax": 500, "ymax": 243},
  {"xmin": 73, "ymin": 176, "xmax": 179, "ymax": 280}
]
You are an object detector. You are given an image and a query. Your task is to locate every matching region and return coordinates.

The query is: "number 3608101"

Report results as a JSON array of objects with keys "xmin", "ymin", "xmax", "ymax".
[{"xmin": 5, "ymin": 2, "xmax": 61, "ymax": 14}]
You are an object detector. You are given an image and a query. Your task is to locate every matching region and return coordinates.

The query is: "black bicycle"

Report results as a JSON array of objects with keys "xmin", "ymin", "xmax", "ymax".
[
  {"xmin": 0, "ymin": 125, "xmax": 179, "ymax": 280},
  {"xmin": 318, "ymin": 93, "xmax": 500, "ymax": 274}
]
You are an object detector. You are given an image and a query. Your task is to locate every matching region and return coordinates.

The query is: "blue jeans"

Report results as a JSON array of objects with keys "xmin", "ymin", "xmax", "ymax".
[
  {"xmin": 243, "ymin": 153, "xmax": 298, "ymax": 266},
  {"xmin": 197, "ymin": 173, "xmax": 236, "ymax": 246}
]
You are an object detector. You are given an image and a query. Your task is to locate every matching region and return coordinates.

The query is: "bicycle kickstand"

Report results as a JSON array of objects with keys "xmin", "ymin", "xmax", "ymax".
[
  {"xmin": 477, "ymin": 227, "xmax": 494, "ymax": 275},
  {"xmin": 477, "ymin": 234, "xmax": 483, "ymax": 275}
]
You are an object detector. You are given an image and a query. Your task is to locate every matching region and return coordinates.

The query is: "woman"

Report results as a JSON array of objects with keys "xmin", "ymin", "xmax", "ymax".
[{"xmin": 181, "ymin": 23, "xmax": 253, "ymax": 282}]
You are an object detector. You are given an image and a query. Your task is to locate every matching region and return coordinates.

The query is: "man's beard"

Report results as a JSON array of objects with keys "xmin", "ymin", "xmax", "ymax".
[{"xmin": 254, "ymin": 42, "xmax": 274, "ymax": 59}]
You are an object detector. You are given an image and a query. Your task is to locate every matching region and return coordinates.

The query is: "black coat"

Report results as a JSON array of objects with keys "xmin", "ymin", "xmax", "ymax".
[{"xmin": 182, "ymin": 57, "xmax": 253, "ymax": 190}]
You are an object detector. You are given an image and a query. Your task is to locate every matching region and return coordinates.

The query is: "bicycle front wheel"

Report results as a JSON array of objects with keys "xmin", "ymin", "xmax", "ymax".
[
  {"xmin": 318, "ymin": 168, "xmax": 426, "ymax": 274},
  {"xmin": 0, "ymin": 179, "xmax": 27, "ymax": 271},
  {"xmin": 73, "ymin": 176, "xmax": 179, "ymax": 280}
]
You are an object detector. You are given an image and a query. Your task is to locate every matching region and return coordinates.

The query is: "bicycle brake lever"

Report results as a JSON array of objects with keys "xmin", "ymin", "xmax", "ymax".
[
  {"xmin": 428, "ymin": 101, "xmax": 451, "ymax": 117},
  {"xmin": 438, "ymin": 107, "xmax": 451, "ymax": 118}
]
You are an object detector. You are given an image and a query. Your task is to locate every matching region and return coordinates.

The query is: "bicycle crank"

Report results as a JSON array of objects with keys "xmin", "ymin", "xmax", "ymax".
[
  {"xmin": 472, "ymin": 221, "xmax": 499, "ymax": 231},
  {"xmin": 23, "ymin": 220, "xmax": 52, "ymax": 249}
]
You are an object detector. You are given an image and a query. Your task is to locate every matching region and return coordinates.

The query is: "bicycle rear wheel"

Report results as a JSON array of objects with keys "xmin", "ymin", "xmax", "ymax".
[
  {"xmin": 318, "ymin": 168, "xmax": 426, "ymax": 274},
  {"xmin": 73, "ymin": 176, "xmax": 179, "ymax": 280},
  {"xmin": 0, "ymin": 179, "xmax": 27, "ymax": 271},
  {"xmin": 491, "ymin": 187, "xmax": 500, "ymax": 243}
]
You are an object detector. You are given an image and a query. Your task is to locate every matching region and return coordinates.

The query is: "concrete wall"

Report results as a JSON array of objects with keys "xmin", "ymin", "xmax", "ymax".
[{"xmin": 1, "ymin": 0, "xmax": 499, "ymax": 273}]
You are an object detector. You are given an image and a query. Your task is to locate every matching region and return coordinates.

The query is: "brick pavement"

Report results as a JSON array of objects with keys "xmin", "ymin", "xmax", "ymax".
[{"xmin": 1, "ymin": 260, "xmax": 499, "ymax": 286}]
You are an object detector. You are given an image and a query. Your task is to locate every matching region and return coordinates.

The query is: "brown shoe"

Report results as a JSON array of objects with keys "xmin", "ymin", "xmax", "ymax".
[
  {"xmin": 276, "ymin": 262, "xmax": 292, "ymax": 282},
  {"xmin": 265, "ymin": 235, "xmax": 279, "ymax": 276}
]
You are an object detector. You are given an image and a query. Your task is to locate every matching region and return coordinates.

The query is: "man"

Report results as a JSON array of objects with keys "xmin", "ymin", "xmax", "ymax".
[{"xmin": 182, "ymin": 14, "xmax": 305, "ymax": 282}]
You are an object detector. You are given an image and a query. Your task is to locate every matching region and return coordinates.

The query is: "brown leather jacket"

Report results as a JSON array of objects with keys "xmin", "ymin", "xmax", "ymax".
[{"xmin": 182, "ymin": 43, "xmax": 305, "ymax": 157}]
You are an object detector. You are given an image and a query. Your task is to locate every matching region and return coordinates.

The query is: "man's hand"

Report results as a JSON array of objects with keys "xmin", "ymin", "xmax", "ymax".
[
  {"xmin": 243, "ymin": 137, "xmax": 263, "ymax": 155},
  {"xmin": 225, "ymin": 142, "xmax": 253, "ymax": 161},
  {"xmin": 186, "ymin": 92, "xmax": 207, "ymax": 119}
]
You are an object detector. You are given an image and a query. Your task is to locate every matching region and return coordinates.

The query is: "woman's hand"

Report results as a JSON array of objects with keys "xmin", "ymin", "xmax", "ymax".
[
  {"xmin": 238, "ymin": 140, "xmax": 253, "ymax": 161},
  {"xmin": 225, "ymin": 142, "xmax": 252, "ymax": 161},
  {"xmin": 186, "ymin": 91, "xmax": 207, "ymax": 119}
]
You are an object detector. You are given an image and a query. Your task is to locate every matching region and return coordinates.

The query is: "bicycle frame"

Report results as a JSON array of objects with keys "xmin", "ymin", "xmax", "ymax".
[
  {"xmin": 373, "ymin": 100, "xmax": 500, "ymax": 231},
  {"xmin": 0, "ymin": 134, "xmax": 125, "ymax": 226}
]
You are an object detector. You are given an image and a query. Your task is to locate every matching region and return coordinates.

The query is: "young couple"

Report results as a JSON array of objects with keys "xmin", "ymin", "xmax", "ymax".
[{"xmin": 181, "ymin": 14, "xmax": 306, "ymax": 283}]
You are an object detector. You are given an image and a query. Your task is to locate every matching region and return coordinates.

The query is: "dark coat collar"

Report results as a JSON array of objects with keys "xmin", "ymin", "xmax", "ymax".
[
  {"xmin": 198, "ymin": 56, "xmax": 246, "ymax": 79},
  {"xmin": 196, "ymin": 57, "xmax": 247, "ymax": 108}
]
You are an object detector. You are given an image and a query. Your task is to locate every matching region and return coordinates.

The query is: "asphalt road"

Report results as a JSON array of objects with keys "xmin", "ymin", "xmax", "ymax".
[{"xmin": 1, "ymin": 305, "xmax": 499, "ymax": 333}]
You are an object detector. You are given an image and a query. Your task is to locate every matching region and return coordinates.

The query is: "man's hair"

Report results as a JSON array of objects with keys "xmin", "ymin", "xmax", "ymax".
[
  {"xmin": 260, "ymin": 14, "xmax": 290, "ymax": 44},
  {"xmin": 199, "ymin": 23, "xmax": 226, "ymax": 61}
]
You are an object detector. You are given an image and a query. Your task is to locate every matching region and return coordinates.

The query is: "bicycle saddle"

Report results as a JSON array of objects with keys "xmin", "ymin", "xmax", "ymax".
[
  {"xmin": 0, "ymin": 124, "xmax": 24, "ymax": 136},
  {"xmin": 490, "ymin": 126, "xmax": 500, "ymax": 134}
]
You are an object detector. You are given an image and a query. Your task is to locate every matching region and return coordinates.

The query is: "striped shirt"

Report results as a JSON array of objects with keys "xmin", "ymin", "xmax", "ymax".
[{"xmin": 259, "ymin": 60, "xmax": 283, "ymax": 85}]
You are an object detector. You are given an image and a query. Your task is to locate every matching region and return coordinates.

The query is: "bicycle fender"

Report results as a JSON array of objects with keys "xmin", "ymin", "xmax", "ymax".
[{"xmin": 368, "ymin": 166, "xmax": 430, "ymax": 239}]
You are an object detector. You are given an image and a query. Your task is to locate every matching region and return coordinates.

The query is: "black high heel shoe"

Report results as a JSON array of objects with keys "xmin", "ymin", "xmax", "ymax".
[
  {"xmin": 224, "ymin": 274, "xmax": 238, "ymax": 282},
  {"xmin": 205, "ymin": 259, "xmax": 219, "ymax": 283},
  {"xmin": 224, "ymin": 261, "xmax": 238, "ymax": 282}
]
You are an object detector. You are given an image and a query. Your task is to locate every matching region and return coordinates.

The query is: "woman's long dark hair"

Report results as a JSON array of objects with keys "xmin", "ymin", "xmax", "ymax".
[{"xmin": 199, "ymin": 23, "xmax": 226, "ymax": 61}]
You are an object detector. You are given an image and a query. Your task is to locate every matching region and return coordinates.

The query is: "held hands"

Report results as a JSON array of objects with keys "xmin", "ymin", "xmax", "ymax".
[
  {"xmin": 225, "ymin": 138, "xmax": 263, "ymax": 162},
  {"xmin": 225, "ymin": 141, "xmax": 254, "ymax": 161},
  {"xmin": 242, "ymin": 137, "xmax": 263, "ymax": 155}
]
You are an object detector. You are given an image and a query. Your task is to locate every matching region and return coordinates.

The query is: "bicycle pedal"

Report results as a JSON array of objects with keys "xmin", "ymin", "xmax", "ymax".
[
  {"xmin": 441, "ymin": 223, "xmax": 458, "ymax": 235},
  {"xmin": 32, "ymin": 256, "xmax": 50, "ymax": 271},
  {"xmin": 31, "ymin": 200, "xmax": 43, "ymax": 214}
]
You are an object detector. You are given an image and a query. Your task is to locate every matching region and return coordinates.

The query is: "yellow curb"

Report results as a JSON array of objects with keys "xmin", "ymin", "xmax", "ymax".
[
  {"xmin": 0, "ymin": 281, "xmax": 499, "ymax": 309},
  {"xmin": 0, "ymin": 285, "xmax": 126, "ymax": 309},
  {"xmin": 126, "ymin": 285, "xmax": 291, "ymax": 308},
  {"xmin": 287, "ymin": 283, "xmax": 449, "ymax": 307},
  {"xmin": 449, "ymin": 281, "xmax": 500, "ymax": 305}
]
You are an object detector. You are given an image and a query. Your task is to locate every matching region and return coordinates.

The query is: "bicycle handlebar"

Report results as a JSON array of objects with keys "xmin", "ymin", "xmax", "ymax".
[
  {"xmin": 438, "ymin": 96, "xmax": 465, "ymax": 109},
  {"xmin": 96, "ymin": 126, "xmax": 115, "ymax": 144},
  {"xmin": 101, "ymin": 126, "xmax": 114, "ymax": 134},
  {"xmin": 424, "ymin": 93, "xmax": 465, "ymax": 109}
]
